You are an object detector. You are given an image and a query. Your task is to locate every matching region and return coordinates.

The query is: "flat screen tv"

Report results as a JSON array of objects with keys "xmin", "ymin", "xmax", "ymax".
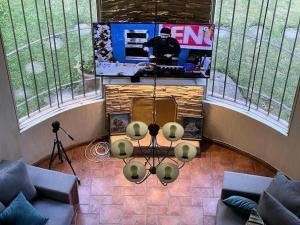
[{"xmin": 93, "ymin": 23, "xmax": 214, "ymax": 78}]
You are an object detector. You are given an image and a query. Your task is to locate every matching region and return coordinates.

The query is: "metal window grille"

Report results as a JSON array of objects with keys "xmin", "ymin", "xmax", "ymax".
[
  {"xmin": 0, "ymin": 0, "xmax": 101, "ymax": 121},
  {"xmin": 208, "ymin": 0, "xmax": 300, "ymax": 128}
]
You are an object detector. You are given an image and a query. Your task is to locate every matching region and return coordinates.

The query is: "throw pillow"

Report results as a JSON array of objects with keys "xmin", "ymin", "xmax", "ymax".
[
  {"xmin": 266, "ymin": 171, "xmax": 300, "ymax": 217},
  {"xmin": 246, "ymin": 208, "xmax": 265, "ymax": 225},
  {"xmin": 0, "ymin": 192, "xmax": 48, "ymax": 225},
  {"xmin": 0, "ymin": 159, "xmax": 37, "ymax": 205},
  {"xmin": 258, "ymin": 191, "xmax": 300, "ymax": 225},
  {"xmin": 223, "ymin": 195, "xmax": 258, "ymax": 215},
  {"xmin": 0, "ymin": 202, "xmax": 4, "ymax": 213}
]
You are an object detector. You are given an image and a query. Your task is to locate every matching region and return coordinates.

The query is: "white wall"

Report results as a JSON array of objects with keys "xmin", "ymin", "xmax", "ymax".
[
  {"xmin": 203, "ymin": 90, "xmax": 300, "ymax": 180},
  {"xmin": 20, "ymin": 100, "xmax": 106, "ymax": 164},
  {"xmin": 0, "ymin": 36, "xmax": 21, "ymax": 160}
]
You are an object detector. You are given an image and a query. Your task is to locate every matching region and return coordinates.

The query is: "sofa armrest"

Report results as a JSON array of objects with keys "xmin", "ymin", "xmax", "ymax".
[
  {"xmin": 221, "ymin": 171, "xmax": 273, "ymax": 202},
  {"xmin": 26, "ymin": 165, "xmax": 79, "ymax": 209}
]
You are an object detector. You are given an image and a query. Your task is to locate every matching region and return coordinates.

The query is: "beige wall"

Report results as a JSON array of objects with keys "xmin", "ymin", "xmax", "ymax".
[
  {"xmin": 203, "ymin": 90, "xmax": 300, "ymax": 180},
  {"xmin": 20, "ymin": 100, "xmax": 106, "ymax": 164},
  {"xmin": 0, "ymin": 35, "xmax": 21, "ymax": 160}
]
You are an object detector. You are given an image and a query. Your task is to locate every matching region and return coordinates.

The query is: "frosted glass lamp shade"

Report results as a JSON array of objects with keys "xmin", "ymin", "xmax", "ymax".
[
  {"xmin": 162, "ymin": 122, "xmax": 184, "ymax": 141},
  {"xmin": 156, "ymin": 163, "xmax": 179, "ymax": 183},
  {"xmin": 174, "ymin": 143, "xmax": 197, "ymax": 162},
  {"xmin": 111, "ymin": 139, "xmax": 133, "ymax": 159},
  {"xmin": 123, "ymin": 161, "xmax": 146, "ymax": 182},
  {"xmin": 126, "ymin": 121, "xmax": 148, "ymax": 140}
]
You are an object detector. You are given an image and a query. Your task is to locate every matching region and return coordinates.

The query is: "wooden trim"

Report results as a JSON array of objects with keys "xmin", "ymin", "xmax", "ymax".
[{"xmin": 202, "ymin": 137, "xmax": 277, "ymax": 174}]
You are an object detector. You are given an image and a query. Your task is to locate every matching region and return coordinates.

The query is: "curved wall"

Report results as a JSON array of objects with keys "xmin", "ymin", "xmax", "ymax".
[
  {"xmin": 203, "ymin": 94, "xmax": 300, "ymax": 180},
  {"xmin": 0, "ymin": 37, "xmax": 21, "ymax": 160},
  {"xmin": 20, "ymin": 100, "xmax": 106, "ymax": 164}
]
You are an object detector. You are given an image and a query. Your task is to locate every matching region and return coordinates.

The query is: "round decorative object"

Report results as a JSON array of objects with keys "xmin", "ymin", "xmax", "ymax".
[
  {"xmin": 162, "ymin": 122, "xmax": 184, "ymax": 141},
  {"xmin": 84, "ymin": 141, "xmax": 110, "ymax": 162},
  {"xmin": 111, "ymin": 139, "xmax": 133, "ymax": 159},
  {"xmin": 126, "ymin": 121, "xmax": 148, "ymax": 140},
  {"xmin": 174, "ymin": 143, "xmax": 197, "ymax": 162},
  {"xmin": 123, "ymin": 161, "xmax": 147, "ymax": 182},
  {"xmin": 156, "ymin": 162, "xmax": 179, "ymax": 183}
]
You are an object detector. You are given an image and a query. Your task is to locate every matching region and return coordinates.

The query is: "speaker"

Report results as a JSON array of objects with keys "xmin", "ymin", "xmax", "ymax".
[{"xmin": 131, "ymin": 76, "xmax": 140, "ymax": 83}]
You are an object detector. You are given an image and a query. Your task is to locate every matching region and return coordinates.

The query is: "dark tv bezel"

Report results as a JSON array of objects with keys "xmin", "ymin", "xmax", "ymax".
[{"xmin": 93, "ymin": 22, "xmax": 215, "ymax": 78}]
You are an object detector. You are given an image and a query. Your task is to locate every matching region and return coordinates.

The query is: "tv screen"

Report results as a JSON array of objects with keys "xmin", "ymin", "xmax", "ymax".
[{"xmin": 93, "ymin": 23, "xmax": 214, "ymax": 78}]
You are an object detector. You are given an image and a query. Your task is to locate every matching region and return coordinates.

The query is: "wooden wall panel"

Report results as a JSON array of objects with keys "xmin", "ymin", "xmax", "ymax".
[
  {"xmin": 98, "ymin": 0, "xmax": 213, "ymax": 24},
  {"xmin": 105, "ymin": 85, "xmax": 204, "ymax": 123}
]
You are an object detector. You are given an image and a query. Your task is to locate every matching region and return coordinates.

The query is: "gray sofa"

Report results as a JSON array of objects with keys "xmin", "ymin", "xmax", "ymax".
[
  {"xmin": 0, "ymin": 160, "xmax": 79, "ymax": 225},
  {"xmin": 216, "ymin": 171, "xmax": 273, "ymax": 225}
]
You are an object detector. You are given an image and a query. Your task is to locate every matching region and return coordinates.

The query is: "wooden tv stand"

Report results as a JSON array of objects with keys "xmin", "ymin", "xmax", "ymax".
[{"xmin": 110, "ymin": 129, "xmax": 200, "ymax": 156}]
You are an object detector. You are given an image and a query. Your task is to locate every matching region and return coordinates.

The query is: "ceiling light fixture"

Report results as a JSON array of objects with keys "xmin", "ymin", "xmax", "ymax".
[{"xmin": 110, "ymin": 66, "xmax": 197, "ymax": 185}]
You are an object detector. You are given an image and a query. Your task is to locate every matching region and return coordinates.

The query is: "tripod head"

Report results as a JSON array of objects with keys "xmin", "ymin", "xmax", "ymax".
[
  {"xmin": 52, "ymin": 121, "xmax": 60, "ymax": 133},
  {"xmin": 51, "ymin": 121, "xmax": 74, "ymax": 140}
]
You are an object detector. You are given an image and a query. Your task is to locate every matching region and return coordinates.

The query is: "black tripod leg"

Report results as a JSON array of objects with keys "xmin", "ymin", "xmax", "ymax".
[
  {"xmin": 49, "ymin": 141, "xmax": 57, "ymax": 169},
  {"xmin": 57, "ymin": 143, "xmax": 64, "ymax": 163},
  {"xmin": 59, "ymin": 141, "xmax": 80, "ymax": 185}
]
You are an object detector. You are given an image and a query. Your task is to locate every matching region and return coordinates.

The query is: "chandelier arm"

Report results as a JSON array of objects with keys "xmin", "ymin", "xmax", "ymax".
[
  {"xmin": 178, "ymin": 162, "xmax": 186, "ymax": 169},
  {"xmin": 135, "ymin": 171, "xmax": 151, "ymax": 184},
  {"xmin": 128, "ymin": 157, "xmax": 136, "ymax": 163},
  {"xmin": 155, "ymin": 142, "xmax": 161, "ymax": 165},
  {"xmin": 157, "ymin": 141, "xmax": 173, "ymax": 165},
  {"xmin": 138, "ymin": 140, "xmax": 152, "ymax": 167},
  {"xmin": 122, "ymin": 157, "xmax": 137, "ymax": 164},
  {"xmin": 168, "ymin": 157, "xmax": 180, "ymax": 166}
]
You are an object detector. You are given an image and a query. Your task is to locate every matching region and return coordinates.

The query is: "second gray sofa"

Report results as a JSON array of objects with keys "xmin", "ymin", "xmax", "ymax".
[{"xmin": 216, "ymin": 171, "xmax": 273, "ymax": 225}]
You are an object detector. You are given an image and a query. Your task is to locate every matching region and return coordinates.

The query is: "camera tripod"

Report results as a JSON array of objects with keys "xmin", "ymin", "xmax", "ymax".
[{"xmin": 49, "ymin": 121, "xmax": 80, "ymax": 184}]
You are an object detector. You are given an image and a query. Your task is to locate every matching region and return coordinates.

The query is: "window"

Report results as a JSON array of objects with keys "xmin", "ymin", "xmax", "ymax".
[
  {"xmin": 0, "ymin": 0, "xmax": 101, "ymax": 122},
  {"xmin": 208, "ymin": 0, "xmax": 300, "ymax": 129}
]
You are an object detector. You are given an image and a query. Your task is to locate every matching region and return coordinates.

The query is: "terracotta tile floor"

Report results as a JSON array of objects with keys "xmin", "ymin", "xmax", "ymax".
[{"xmin": 37, "ymin": 142, "xmax": 275, "ymax": 225}]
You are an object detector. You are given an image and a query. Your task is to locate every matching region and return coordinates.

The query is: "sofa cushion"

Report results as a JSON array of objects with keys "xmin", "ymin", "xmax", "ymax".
[
  {"xmin": 0, "ymin": 160, "xmax": 13, "ymax": 170},
  {"xmin": 266, "ymin": 171, "xmax": 300, "ymax": 217},
  {"xmin": 0, "ymin": 192, "xmax": 48, "ymax": 225},
  {"xmin": 258, "ymin": 192, "xmax": 300, "ymax": 225},
  {"xmin": 0, "ymin": 202, "xmax": 5, "ymax": 213},
  {"xmin": 0, "ymin": 159, "xmax": 37, "ymax": 205},
  {"xmin": 223, "ymin": 195, "xmax": 258, "ymax": 215},
  {"xmin": 32, "ymin": 198, "xmax": 74, "ymax": 225},
  {"xmin": 27, "ymin": 165, "xmax": 77, "ymax": 204},
  {"xmin": 246, "ymin": 209, "xmax": 265, "ymax": 225},
  {"xmin": 222, "ymin": 171, "xmax": 273, "ymax": 202},
  {"xmin": 216, "ymin": 200, "xmax": 248, "ymax": 225}
]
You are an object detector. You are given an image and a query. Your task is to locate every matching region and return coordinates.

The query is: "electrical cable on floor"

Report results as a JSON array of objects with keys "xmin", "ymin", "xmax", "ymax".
[{"xmin": 84, "ymin": 139, "xmax": 110, "ymax": 162}]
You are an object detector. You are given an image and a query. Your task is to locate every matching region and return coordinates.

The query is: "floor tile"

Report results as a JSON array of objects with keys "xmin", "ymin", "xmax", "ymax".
[
  {"xmin": 159, "ymin": 216, "xmax": 181, "ymax": 225},
  {"xmin": 76, "ymin": 213, "xmax": 99, "ymax": 225},
  {"xmin": 180, "ymin": 206, "xmax": 203, "ymax": 225},
  {"xmin": 122, "ymin": 215, "xmax": 146, "ymax": 225},
  {"xmin": 202, "ymin": 198, "xmax": 219, "ymax": 216},
  {"xmin": 39, "ymin": 143, "xmax": 275, "ymax": 225},
  {"xmin": 123, "ymin": 196, "xmax": 146, "ymax": 215},
  {"xmin": 204, "ymin": 216, "xmax": 216, "ymax": 225},
  {"xmin": 147, "ymin": 187, "xmax": 169, "ymax": 205},
  {"xmin": 99, "ymin": 205, "xmax": 123, "ymax": 224}
]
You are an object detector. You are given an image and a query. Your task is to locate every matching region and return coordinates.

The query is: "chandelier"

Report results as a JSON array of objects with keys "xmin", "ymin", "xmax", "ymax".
[{"xmin": 110, "ymin": 67, "xmax": 197, "ymax": 185}]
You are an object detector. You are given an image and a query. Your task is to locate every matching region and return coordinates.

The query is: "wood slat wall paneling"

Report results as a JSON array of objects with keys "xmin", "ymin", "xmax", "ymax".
[{"xmin": 97, "ymin": 0, "xmax": 213, "ymax": 23}]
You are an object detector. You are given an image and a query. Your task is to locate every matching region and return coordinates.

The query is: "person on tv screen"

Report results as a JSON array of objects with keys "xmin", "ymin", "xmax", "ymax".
[{"xmin": 143, "ymin": 27, "xmax": 181, "ymax": 65}]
